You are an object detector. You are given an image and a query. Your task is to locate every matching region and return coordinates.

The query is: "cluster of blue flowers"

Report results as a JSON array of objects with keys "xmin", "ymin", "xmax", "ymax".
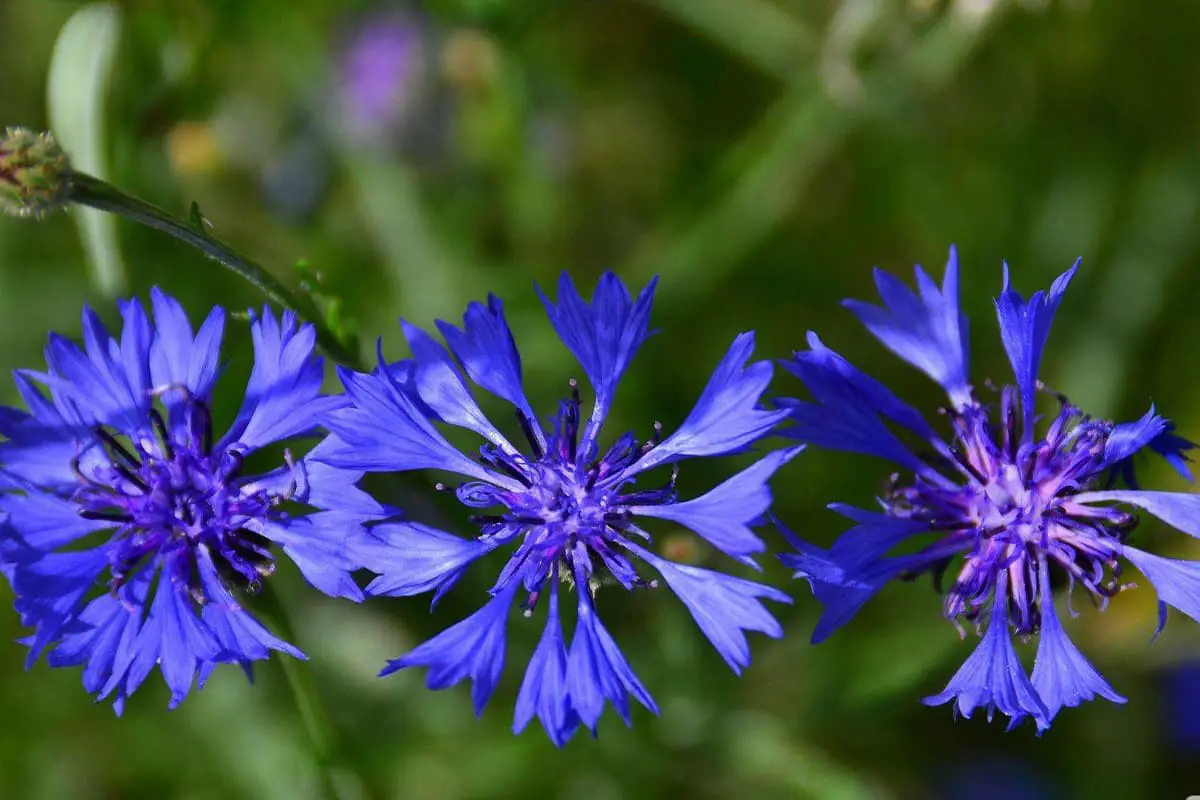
[{"xmin": 0, "ymin": 252, "xmax": 1196, "ymax": 743}]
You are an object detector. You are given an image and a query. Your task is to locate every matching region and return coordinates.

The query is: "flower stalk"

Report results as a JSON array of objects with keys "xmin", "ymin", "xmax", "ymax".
[
  {"xmin": 254, "ymin": 584, "xmax": 351, "ymax": 800},
  {"xmin": 0, "ymin": 126, "xmax": 362, "ymax": 370},
  {"xmin": 66, "ymin": 171, "xmax": 363, "ymax": 369}
]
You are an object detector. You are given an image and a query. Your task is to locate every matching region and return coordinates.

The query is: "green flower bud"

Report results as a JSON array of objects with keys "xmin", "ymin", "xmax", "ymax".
[{"xmin": 0, "ymin": 128, "xmax": 72, "ymax": 218}]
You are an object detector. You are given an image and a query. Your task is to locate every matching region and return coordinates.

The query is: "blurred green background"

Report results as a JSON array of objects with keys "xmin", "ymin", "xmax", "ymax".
[{"xmin": 3, "ymin": 0, "xmax": 1200, "ymax": 797}]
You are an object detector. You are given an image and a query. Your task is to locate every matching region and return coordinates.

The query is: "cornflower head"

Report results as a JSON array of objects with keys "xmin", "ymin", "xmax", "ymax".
[
  {"xmin": 0, "ymin": 290, "xmax": 378, "ymax": 712},
  {"xmin": 317, "ymin": 272, "xmax": 795, "ymax": 746},
  {"xmin": 778, "ymin": 247, "xmax": 1199, "ymax": 732}
]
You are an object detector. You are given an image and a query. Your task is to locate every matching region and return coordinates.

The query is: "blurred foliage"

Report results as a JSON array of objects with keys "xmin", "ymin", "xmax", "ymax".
[{"xmin": 2, "ymin": 0, "xmax": 1200, "ymax": 797}]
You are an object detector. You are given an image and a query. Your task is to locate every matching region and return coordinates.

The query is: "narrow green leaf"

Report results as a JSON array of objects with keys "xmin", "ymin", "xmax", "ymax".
[{"xmin": 46, "ymin": 2, "xmax": 124, "ymax": 296}]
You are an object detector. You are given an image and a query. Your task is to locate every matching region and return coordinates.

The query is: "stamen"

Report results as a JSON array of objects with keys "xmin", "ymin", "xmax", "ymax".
[
  {"xmin": 564, "ymin": 380, "xmax": 580, "ymax": 462},
  {"xmin": 615, "ymin": 465, "xmax": 678, "ymax": 506},
  {"xmin": 947, "ymin": 443, "xmax": 987, "ymax": 484},
  {"xmin": 149, "ymin": 382, "xmax": 192, "ymax": 401},
  {"xmin": 192, "ymin": 401, "xmax": 213, "ymax": 455},
  {"xmin": 222, "ymin": 449, "xmax": 245, "ymax": 481},
  {"xmin": 469, "ymin": 514, "xmax": 544, "ymax": 526},
  {"xmin": 80, "ymin": 510, "xmax": 134, "ymax": 522},
  {"xmin": 1003, "ymin": 393, "xmax": 1018, "ymax": 462},
  {"xmin": 93, "ymin": 427, "xmax": 142, "ymax": 469},
  {"xmin": 150, "ymin": 408, "xmax": 174, "ymax": 460},
  {"xmin": 111, "ymin": 463, "xmax": 148, "ymax": 492},
  {"xmin": 515, "ymin": 410, "xmax": 545, "ymax": 460},
  {"xmin": 72, "ymin": 456, "xmax": 112, "ymax": 492},
  {"xmin": 521, "ymin": 589, "xmax": 540, "ymax": 617},
  {"xmin": 638, "ymin": 421, "xmax": 664, "ymax": 455},
  {"xmin": 481, "ymin": 450, "xmax": 532, "ymax": 487},
  {"xmin": 275, "ymin": 448, "xmax": 300, "ymax": 502}
]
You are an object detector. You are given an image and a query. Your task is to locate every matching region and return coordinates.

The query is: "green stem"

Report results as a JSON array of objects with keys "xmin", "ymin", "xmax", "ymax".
[
  {"xmin": 255, "ymin": 584, "xmax": 350, "ymax": 800},
  {"xmin": 65, "ymin": 171, "xmax": 364, "ymax": 370}
]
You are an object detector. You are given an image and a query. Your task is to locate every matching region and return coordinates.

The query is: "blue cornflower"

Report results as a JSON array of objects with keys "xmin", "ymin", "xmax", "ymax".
[
  {"xmin": 778, "ymin": 247, "xmax": 1200, "ymax": 732},
  {"xmin": 0, "ymin": 290, "xmax": 377, "ymax": 712},
  {"xmin": 316, "ymin": 272, "xmax": 794, "ymax": 745}
]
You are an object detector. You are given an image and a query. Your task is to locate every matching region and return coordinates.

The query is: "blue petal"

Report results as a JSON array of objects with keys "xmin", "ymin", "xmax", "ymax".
[
  {"xmin": 148, "ymin": 287, "xmax": 225, "ymax": 409},
  {"xmin": 777, "ymin": 338, "xmax": 933, "ymax": 474},
  {"xmin": 1104, "ymin": 409, "xmax": 1197, "ymax": 487},
  {"xmin": 196, "ymin": 547, "xmax": 305, "ymax": 665},
  {"xmin": 824, "ymin": 504, "xmax": 937, "ymax": 563},
  {"xmin": 125, "ymin": 559, "xmax": 222, "ymax": 709},
  {"xmin": 380, "ymin": 583, "xmax": 518, "ymax": 716},
  {"xmin": 922, "ymin": 579, "xmax": 1051, "ymax": 731},
  {"xmin": 0, "ymin": 372, "xmax": 92, "ymax": 486},
  {"xmin": 45, "ymin": 570, "xmax": 149, "ymax": 706},
  {"xmin": 513, "ymin": 584, "xmax": 580, "ymax": 747},
  {"xmin": 993, "ymin": 259, "xmax": 1078, "ymax": 440},
  {"xmin": 361, "ymin": 521, "xmax": 493, "ymax": 600},
  {"xmin": 0, "ymin": 487, "xmax": 113, "ymax": 551},
  {"xmin": 782, "ymin": 552, "xmax": 893, "ymax": 644},
  {"xmin": 634, "ymin": 545, "xmax": 790, "ymax": 674},
  {"xmin": 1031, "ymin": 576, "xmax": 1125, "ymax": 721},
  {"xmin": 378, "ymin": 357, "xmax": 440, "ymax": 419},
  {"xmin": 1072, "ymin": 489, "xmax": 1200, "ymax": 538},
  {"xmin": 776, "ymin": 525, "xmax": 915, "ymax": 644},
  {"xmin": 1151, "ymin": 425, "xmax": 1197, "ymax": 482},
  {"xmin": 400, "ymin": 320, "xmax": 513, "ymax": 450},
  {"xmin": 317, "ymin": 367, "xmax": 514, "ymax": 486},
  {"xmin": 1102, "ymin": 405, "xmax": 1169, "ymax": 469},
  {"xmin": 258, "ymin": 518, "xmax": 365, "ymax": 602},
  {"xmin": 627, "ymin": 447, "xmax": 801, "ymax": 565},
  {"xmin": 6, "ymin": 546, "xmax": 109, "ymax": 665},
  {"xmin": 787, "ymin": 331, "xmax": 939, "ymax": 440},
  {"xmin": 83, "ymin": 300, "xmax": 150, "ymax": 425},
  {"xmin": 1122, "ymin": 546, "xmax": 1200, "ymax": 633},
  {"xmin": 286, "ymin": 456, "xmax": 385, "ymax": 518},
  {"xmin": 285, "ymin": 458, "xmax": 396, "ymax": 582},
  {"xmin": 565, "ymin": 591, "xmax": 657, "ymax": 731},
  {"xmin": 116, "ymin": 297, "xmax": 153, "ymax": 414},
  {"xmin": 436, "ymin": 294, "xmax": 538, "ymax": 424},
  {"xmin": 220, "ymin": 308, "xmax": 340, "ymax": 451},
  {"xmin": 156, "ymin": 581, "xmax": 222, "ymax": 709},
  {"xmin": 538, "ymin": 272, "xmax": 657, "ymax": 446},
  {"xmin": 629, "ymin": 332, "xmax": 788, "ymax": 475},
  {"xmin": 843, "ymin": 247, "xmax": 971, "ymax": 408},
  {"xmin": 45, "ymin": 307, "xmax": 148, "ymax": 431}
]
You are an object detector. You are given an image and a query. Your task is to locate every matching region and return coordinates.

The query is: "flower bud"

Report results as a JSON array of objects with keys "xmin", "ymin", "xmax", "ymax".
[{"xmin": 0, "ymin": 128, "xmax": 72, "ymax": 218}]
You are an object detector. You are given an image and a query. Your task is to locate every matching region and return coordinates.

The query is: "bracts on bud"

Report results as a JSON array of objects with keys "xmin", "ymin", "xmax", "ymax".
[{"xmin": 0, "ymin": 128, "xmax": 72, "ymax": 219}]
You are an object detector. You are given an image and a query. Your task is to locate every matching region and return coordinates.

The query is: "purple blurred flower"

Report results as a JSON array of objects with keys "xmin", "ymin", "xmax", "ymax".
[{"xmin": 335, "ymin": 12, "xmax": 428, "ymax": 144}]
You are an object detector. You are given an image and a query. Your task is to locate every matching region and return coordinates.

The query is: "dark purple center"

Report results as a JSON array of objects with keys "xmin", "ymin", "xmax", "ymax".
[
  {"xmin": 887, "ymin": 386, "xmax": 1135, "ymax": 634},
  {"xmin": 452, "ymin": 380, "xmax": 672, "ymax": 611},
  {"xmin": 72, "ymin": 400, "xmax": 290, "ymax": 600}
]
